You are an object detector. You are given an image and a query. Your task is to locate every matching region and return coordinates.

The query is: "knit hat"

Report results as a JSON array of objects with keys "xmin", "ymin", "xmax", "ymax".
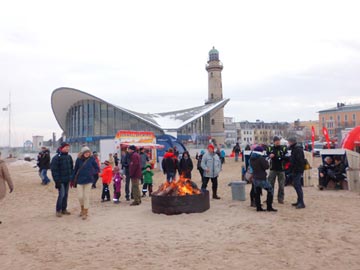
[
  {"xmin": 208, "ymin": 144, "xmax": 215, "ymax": 150},
  {"xmin": 128, "ymin": 145, "xmax": 136, "ymax": 151},
  {"xmin": 273, "ymin": 136, "xmax": 280, "ymax": 142},
  {"xmin": 113, "ymin": 166, "xmax": 120, "ymax": 173},
  {"xmin": 254, "ymin": 146, "xmax": 264, "ymax": 152},
  {"xmin": 60, "ymin": 142, "xmax": 70, "ymax": 149},
  {"xmin": 288, "ymin": 137, "xmax": 297, "ymax": 143},
  {"xmin": 104, "ymin": 160, "xmax": 110, "ymax": 166},
  {"xmin": 200, "ymin": 150, "xmax": 205, "ymax": 155},
  {"xmin": 81, "ymin": 146, "xmax": 91, "ymax": 154}
]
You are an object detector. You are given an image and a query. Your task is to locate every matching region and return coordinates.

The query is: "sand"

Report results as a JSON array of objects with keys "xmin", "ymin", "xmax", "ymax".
[{"xmin": 1, "ymin": 157, "xmax": 360, "ymax": 270}]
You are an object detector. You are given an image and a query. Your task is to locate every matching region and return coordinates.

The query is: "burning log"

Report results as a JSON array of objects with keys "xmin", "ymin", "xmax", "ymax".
[{"xmin": 153, "ymin": 175, "xmax": 201, "ymax": 196}]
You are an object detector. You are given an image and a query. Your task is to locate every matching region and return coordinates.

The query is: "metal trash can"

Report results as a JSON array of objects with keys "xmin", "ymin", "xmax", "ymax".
[{"xmin": 228, "ymin": 181, "xmax": 247, "ymax": 201}]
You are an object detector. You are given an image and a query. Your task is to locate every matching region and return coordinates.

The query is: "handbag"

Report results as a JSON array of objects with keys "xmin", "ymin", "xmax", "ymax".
[{"xmin": 245, "ymin": 167, "xmax": 253, "ymax": 182}]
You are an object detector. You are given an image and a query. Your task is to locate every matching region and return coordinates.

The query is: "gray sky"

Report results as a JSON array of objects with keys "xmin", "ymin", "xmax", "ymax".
[{"xmin": 1, "ymin": 0, "xmax": 360, "ymax": 146}]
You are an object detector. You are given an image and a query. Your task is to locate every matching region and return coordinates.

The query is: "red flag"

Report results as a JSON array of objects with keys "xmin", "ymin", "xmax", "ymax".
[
  {"xmin": 322, "ymin": 127, "xmax": 331, "ymax": 149},
  {"xmin": 311, "ymin": 126, "xmax": 315, "ymax": 154}
]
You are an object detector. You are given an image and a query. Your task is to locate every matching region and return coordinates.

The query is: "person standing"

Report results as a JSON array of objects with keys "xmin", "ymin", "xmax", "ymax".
[
  {"xmin": 201, "ymin": 144, "xmax": 222, "ymax": 199},
  {"xmin": 266, "ymin": 136, "xmax": 288, "ymax": 204},
  {"xmin": 196, "ymin": 150, "xmax": 205, "ymax": 182},
  {"xmin": 50, "ymin": 142, "xmax": 74, "ymax": 217},
  {"xmin": 288, "ymin": 137, "xmax": 306, "ymax": 209},
  {"xmin": 162, "ymin": 148, "xmax": 179, "ymax": 183},
  {"xmin": 233, "ymin": 143, "xmax": 242, "ymax": 162},
  {"xmin": 91, "ymin": 151, "xmax": 101, "ymax": 189},
  {"xmin": 108, "ymin": 153, "xmax": 115, "ymax": 168},
  {"xmin": 139, "ymin": 147, "xmax": 150, "ymax": 184},
  {"xmin": 100, "ymin": 160, "xmax": 112, "ymax": 202},
  {"xmin": 72, "ymin": 146, "xmax": 100, "ymax": 220},
  {"xmin": 112, "ymin": 166, "xmax": 122, "ymax": 203},
  {"xmin": 121, "ymin": 149, "xmax": 131, "ymax": 201},
  {"xmin": 179, "ymin": 151, "xmax": 193, "ymax": 179},
  {"xmin": 37, "ymin": 146, "xmax": 51, "ymax": 185},
  {"xmin": 0, "ymin": 151, "xmax": 14, "ymax": 224},
  {"xmin": 113, "ymin": 153, "xmax": 119, "ymax": 167},
  {"xmin": 128, "ymin": 145, "xmax": 142, "ymax": 206},
  {"xmin": 142, "ymin": 164, "xmax": 154, "ymax": 197},
  {"xmin": 250, "ymin": 146, "xmax": 277, "ymax": 212}
]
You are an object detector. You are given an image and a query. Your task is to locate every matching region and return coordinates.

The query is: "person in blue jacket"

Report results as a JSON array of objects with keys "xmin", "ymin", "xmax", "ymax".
[{"xmin": 72, "ymin": 146, "xmax": 100, "ymax": 220}]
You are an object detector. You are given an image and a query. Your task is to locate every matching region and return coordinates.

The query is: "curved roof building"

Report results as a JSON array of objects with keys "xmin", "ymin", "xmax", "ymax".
[{"xmin": 51, "ymin": 48, "xmax": 229, "ymax": 151}]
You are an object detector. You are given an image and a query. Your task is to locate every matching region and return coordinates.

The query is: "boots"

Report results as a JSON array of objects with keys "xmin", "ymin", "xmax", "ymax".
[
  {"xmin": 266, "ymin": 192, "xmax": 277, "ymax": 212},
  {"xmin": 79, "ymin": 205, "xmax": 84, "ymax": 217},
  {"xmin": 82, "ymin": 209, "xmax": 88, "ymax": 220},
  {"xmin": 212, "ymin": 187, "xmax": 221, "ymax": 199}
]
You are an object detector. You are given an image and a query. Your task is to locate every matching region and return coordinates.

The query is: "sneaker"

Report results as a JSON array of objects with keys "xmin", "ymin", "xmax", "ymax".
[
  {"xmin": 56, "ymin": 212, "xmax": 62, "ymax": 217},
  {"xmin": 62, "ymin": 210, "xmax": 71, "ymax": 215}
]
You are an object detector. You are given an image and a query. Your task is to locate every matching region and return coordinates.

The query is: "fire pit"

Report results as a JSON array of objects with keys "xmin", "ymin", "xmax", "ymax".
[{"xmin": 151, "ymin": 177, "xmax": 210, "ymax": 215}]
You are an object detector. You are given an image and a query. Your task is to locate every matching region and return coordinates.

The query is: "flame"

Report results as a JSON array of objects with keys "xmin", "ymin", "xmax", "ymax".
[{"xmin": 157, "ymin": 175, "xmax": 201, "ymax": 196}]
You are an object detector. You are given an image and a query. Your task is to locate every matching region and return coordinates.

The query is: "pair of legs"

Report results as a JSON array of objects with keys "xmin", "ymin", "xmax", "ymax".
[
  {"xmin": 201, "ymin": 176, "xmax": 220, "ymax": 199},
  {"xmin": 77, "ymin": 183, "xmax": 92, "ymax": 219},
  {"xmin": 101, "ymin": 183, "xmax": 111, "ymax": 201},
  {"xmin": 166, "ymin": 172, "xmax": 176, "ymax": 183},
  {"xmin": 234, "ymin": 152, "xmax": 239, "ymax": 162},
  {"xmin": 130, "ymin": 178, "xmax": 141, "ymax": 205},
  {"xmin": 92, "ymin": 174, "xmax": 99, "ymax": 188},
  {"xmin": 142, "ymin": 183, "xmax": 153, "ymax": 196},
  {"xmin": 292, "ymin": 172, "xmax": 305, "ymax": 208},
  {"xmin": 39, "ymin": 169, "xmax": 50, "ymax": 185},
  {"xmin": 268, "ymin": 170, "xmax": 285, "ymax": 203},
  {"xmin": 253, "ymin": 179, "xmax": 276, "ymax": 212},
  {"xmin": 113, "ymin": 182, "xmax": 121, "ymax": 202},
  {"xmin": 125, "ymin": 173, "xmax": 132, "ymax": 201},
  {"xmin": 56, "ymin": 182, "xmax": 70, "ymax": 215}
]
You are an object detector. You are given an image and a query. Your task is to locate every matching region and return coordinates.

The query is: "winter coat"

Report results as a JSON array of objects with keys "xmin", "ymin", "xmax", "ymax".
[
  {"xmin": 100, "ymin": 165, "xmax": 113, "ymax": 184},
  {"xmin": 0, "ymin": 160, "xmax": 13, "ymax": 201},
  {"xmin": 37, "ymin": 150, "xmax": 50, "ymax": 170},
  {"xmin": 162, "ymin": 152, "xmax": 179, "ymax": 174},
  {"xmin": 121, "ymin": 152, "xmax": 130, "ymax": 176},
  {"xmin": 50, "ymin": 151, "xmax": 74, "ymax": 184},
  {"xmin": 179, "ymin": 157, "xmax": 193, "ymax": 179},
  {"xmin": 233, "ymin": 144, "xmax": 241, "ymax": 154},
  {"xmin": 129, "ymin": 152, "xmax": 142, "ymax": 179},
  {"xmin": 108, "ymin": 156, "xmax": 115, "ymax": 168},
  {"xmin": 140, "ymin": 152, "xmax": 150, "ymax": 169},
  {"xmin": 289, "ymin": 143, "xmax": 305, "ymax": 174},
  {"xmin": 249, "ymin": 151, "xmax": 269, "ymax": 180},
  {"xmin": 142, "ymin": 169, "xmax": 154, "ymax": 184},
  {"xmin": 201, "ymin": 152, "xmax": 222, "ymax": 178},
  {"xmin": 73, "ymin": 156, "xmax": 100, "ymax": 185},
  {"xmin": 266, "ymin": 145, "xmax": 288, "ymax": 171}
]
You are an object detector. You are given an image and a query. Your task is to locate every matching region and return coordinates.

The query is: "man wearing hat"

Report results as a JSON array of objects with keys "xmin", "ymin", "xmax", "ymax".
[
  {"xmin": 201, "ymin": 144, "xmax": 222, "ymax": 199},
  {"xmin": 266, "ymin": 136, "xmax": 288, "ymax": 204},
  {"xmin": 128, "ymin": 145, "xmax": 142, "ymax": 206},
  {"xmin": 50, "ymin": 142, "xmax": 74, "ymax": 217},
  {"xmin": 288, "ymin": 137, "xmax": 306, "ymax": 209}
]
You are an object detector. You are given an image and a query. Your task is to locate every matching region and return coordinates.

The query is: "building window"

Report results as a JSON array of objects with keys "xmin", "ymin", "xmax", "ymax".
[
  {"xmin": 211, "ymin": 119, "xmax": 215, "ymax": 125},
  {"xmin": 345, "ymin": 115, "xmax": 348, "ymax": 121},
  {"xmin": 353, "ymin": 114, "xmax": 356, "ymax": 120}
]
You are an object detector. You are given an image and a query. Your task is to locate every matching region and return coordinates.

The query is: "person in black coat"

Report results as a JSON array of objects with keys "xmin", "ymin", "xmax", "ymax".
[
  {"xmin": 179, "ymin": 151, "xmax": 193, "ymax": 179},
  {"xmin": 37, "ymin": 147, "xmax": 51, "ymax": 185},
  {"xmin": 288, "ymin": 137, "xmax": 306, "ymax": 209}
]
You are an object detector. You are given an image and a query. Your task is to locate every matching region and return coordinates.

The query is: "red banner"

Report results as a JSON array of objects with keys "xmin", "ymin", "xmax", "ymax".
[
  {"xmin": 322, "ymin": 127, "xmax": 331, "ymax": 149},
  {"xmin": 311, "ymin": 126, "xmax": 315, "ymax": 154}
]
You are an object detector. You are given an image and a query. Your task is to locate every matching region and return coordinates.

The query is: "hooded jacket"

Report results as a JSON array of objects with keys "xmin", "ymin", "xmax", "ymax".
[
  {"xmin": 100, "ymin": 165, "xmax": 113, "ymax": 184},
  {"xmin": 179, "ymin": 152, "xmax": 193, "ymax": 178},
  {"xmin": 249, "ymin": 151, "xmax": 269, "ymax": 180},
  {"xmin": 73, "ymin": 156, "xmax": 100, "ymax": 185},
  {"xmin": 0, "ymin": 160, "xmax": 13, "ymax": 200},
  {"xmin": 201, "ymin": 151, "xmax": 222, "ymax": 178},
  {"xmin": 289, "ymin": 143, "xmax": 305, "ymax": 174},
  {"xmin": 37, "ymin": 149, "xmax": 50, "ymax": 170}
]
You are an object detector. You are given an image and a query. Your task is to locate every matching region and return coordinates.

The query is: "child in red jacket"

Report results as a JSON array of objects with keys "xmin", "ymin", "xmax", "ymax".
[{"xmin": 100, "ymin": 160, "xmax": 112, "ymax": 202}]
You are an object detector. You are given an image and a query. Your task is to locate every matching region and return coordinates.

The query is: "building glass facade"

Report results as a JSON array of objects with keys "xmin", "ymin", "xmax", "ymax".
[{"xmin": 66, "ymin": 100, "xmax": 164, "ymax": 152}]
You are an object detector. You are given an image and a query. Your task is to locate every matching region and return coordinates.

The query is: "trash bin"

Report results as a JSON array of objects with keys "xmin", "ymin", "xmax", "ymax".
[{"xmin": 228, "ymin": 181, "xmax": 247, "ymax": 201}]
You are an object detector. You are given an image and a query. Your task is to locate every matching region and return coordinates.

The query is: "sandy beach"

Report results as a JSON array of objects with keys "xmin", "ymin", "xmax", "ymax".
[{"xmin": 1, "ymin": 157, "xmax": 360, "ymax": 270}]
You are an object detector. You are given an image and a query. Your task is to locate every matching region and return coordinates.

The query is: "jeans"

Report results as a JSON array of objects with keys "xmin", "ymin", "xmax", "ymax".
[
  {"xmin": 235, "ymin": 152, "xmax": 239, "ymax": 162},
  {"xmin": 56, "ymin": 182, "xmax": 69, "ymax": 212},
  {"xmin": 166, "ymin": 172, "xmax": 176, "ymax": 183},
  {"xmin": 201, "ymin": 177, "xmax": 218, "ymax": 196},
  {"xmin": 268, "ymin": 170, "xmax": 285, "ymax": 201},
  {"xmin": 125, "ymin": 173, "xmax": 131, "ymax": 199},
  {"xmin": 293, "ymin": 172, "xmax": 305, "ymax": 206},
  {"xmin": 40, "ymin": 169, "xmax": 50, "ymax": 184}
]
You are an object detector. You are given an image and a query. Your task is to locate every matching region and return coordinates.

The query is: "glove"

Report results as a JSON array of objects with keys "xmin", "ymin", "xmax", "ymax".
[{"xmin": 55, "ymin": 181, "xmax": 61, "ymax": 189}]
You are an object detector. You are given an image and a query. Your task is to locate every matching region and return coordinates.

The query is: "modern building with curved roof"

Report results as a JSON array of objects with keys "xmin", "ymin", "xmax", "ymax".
[{"xmin": 51, "ymin": 48, "xmax": 229, "ymax": 152}]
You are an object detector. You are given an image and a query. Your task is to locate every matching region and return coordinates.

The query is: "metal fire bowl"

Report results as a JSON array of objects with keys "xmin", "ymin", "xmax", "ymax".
[{"xmin": 151, "ymin": 190, "xmax": 210, "ymax": 215}]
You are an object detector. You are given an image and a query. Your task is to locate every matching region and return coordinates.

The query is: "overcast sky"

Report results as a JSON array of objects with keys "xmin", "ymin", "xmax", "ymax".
[{"xmin": 1, "ymin": 0, "xmax": 360, "ymax": 146}]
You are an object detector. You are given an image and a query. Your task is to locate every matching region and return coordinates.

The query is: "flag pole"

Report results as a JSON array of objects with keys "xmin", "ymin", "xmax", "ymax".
[{"xmin": 8, "ymin": 91, "xmax": 11, "ymax": 148}]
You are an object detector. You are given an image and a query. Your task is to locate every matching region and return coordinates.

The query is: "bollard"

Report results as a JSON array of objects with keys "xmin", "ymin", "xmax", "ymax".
[{"xmin": 228, "ymin": 181, "xmax": 247, "ymax": 201}]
